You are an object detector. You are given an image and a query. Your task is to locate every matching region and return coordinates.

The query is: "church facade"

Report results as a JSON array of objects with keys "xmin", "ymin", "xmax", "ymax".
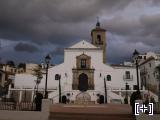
[{"xmin": 13, "ymin": 22, "xmax": 141, "ymax": 104}]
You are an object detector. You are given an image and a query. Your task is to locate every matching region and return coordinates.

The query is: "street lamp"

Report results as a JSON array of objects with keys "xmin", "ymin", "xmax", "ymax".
[
  {"xmin": 124, "ymin": 82, "xmax": 128, "ymax": 104},
  {"xmin": 104, "ymin": 77, "xmax": 107, "ymax": 104},
  {"xmin": 44, "ymin": 54, "xmax": 51, "ymax": 99},
  {"xmin": 133, "ymin": 49, "xmax": 140, "ymax": 91},
  {"xmin": 55, "ymin": 74, "xmax": 61, "ymax": 103}
]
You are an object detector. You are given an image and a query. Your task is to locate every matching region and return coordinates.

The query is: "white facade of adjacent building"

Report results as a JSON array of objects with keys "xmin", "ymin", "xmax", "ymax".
[
  {"xmin": 0, "ymin": 70, "xmax": 6, "ymax": 87},
  {"xmin": 139, "ymin": 52, "xmax": 160, "ymax": 94}
]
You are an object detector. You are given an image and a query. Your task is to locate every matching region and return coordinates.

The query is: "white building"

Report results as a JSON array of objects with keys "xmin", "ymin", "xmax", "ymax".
[
  {"xmin": 0, "ymin": 64, "xmax": 16, "ymax": 74},
  {"xmin": 11, "ymin": 22, "xmax": 143, "ymax": 104},
  {"xmin": 0, "ymin": 70, "xmax": 6, "ymax": 87},
  {"xmin": 138, "ymin": 52, "xmax": 160, "ymax": 95}
]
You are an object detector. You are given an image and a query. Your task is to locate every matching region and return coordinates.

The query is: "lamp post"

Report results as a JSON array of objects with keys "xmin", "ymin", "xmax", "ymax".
[
  {"xmin": 124, "ymin": 82, "xmax": 128, "ymax": 104},
  {"xmin": 55, "ymin": 74, "xmax": 61, "ymax": 103},
  {"xmin": 58, "ymin": 75, "xmax": 61, "ymax": 103},
  {"xmin": 44, "ymin": 54, "xmax": 51, "ymax": 99},
  {"xmin": 133, "ymin": 49, "xmax": 140, "ymax": 91},
  {"xmin": 104, "ymin": 77, "xmax": 107, "ymax": 104}
]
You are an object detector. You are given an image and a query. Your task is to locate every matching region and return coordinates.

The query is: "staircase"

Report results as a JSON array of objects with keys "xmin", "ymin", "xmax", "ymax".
[
  {"xmin": 48, "ymin": 90, "xmax": 65, "ymax": 103},
  {"xmin": 108, "ymin": 90, "xmax": 124, "ymax": 101},
  {"xmin": 49, "ymin": 104, "xmax": 135, "ymax": 120}
]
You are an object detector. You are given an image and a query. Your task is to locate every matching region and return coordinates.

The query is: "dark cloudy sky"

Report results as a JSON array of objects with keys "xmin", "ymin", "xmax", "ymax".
[{"xmin": 0, "ymin": 0, "xmax": 160, "ymax": 64}]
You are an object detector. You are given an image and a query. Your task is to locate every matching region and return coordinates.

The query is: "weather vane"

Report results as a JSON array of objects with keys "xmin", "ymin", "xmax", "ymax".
[{"xmin": 97, "ymin": 16, "xmax": 99, "ymax": 23}]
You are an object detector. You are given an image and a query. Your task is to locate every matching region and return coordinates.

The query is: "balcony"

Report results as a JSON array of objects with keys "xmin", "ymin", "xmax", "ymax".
[
  {"xmin": 123, "ymin": 75, "xmax": 133, "ymax": 81},
  {"xmin": 140, "ymin": 69, "xmax": 148, "ymax": 75}
]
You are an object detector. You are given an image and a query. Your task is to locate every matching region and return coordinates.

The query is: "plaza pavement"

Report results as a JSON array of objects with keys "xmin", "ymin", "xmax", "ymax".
[
  {"xmin": 49, "ymin": 104, "xmax": 135, "ymax": 120},
  {"xmin": 0, "ymin": 103, "xmax": 159, "ymax": 120}
]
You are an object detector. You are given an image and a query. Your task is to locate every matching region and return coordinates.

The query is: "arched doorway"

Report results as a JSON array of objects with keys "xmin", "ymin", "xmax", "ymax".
[
  {"xmin": 62, "ymin": 95, "xmax": 67, "ymax": 104},
  {"xmin": 99, "ymin": 95, "xmax": 104, "ymax": 104},
  {"xmin": 78, "ymin": 73, "xmax": 88, "ymax": 91}
]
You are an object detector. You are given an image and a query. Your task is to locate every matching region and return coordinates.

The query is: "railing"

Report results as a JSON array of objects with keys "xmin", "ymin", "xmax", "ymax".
[
  {"xmin": 0, "ymin": 101, "xmax": 36, "ymax": 111},
  {"xmin": 123, "ymin": 75, "xmax": 133, "ymax": 81}
]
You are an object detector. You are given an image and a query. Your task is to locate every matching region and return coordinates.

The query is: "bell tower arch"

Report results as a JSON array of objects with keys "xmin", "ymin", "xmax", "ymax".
[{"xmin": 91, "ymin": 19, "xmax": 106, "ymax": 63}]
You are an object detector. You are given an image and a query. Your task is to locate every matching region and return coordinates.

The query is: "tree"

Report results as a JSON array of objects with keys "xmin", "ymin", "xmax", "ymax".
[
  {"xmin": 6, "ymin": 60, "xmax": 15, "ymax": 67},
  {"xmin": 155, "ymin": 64, "xmax": 160, "ymax": 102},
  {"xmin": 33, "ymin": 65, "xmax": 43, "ymax": 92},
  {"xmin": 18, "ymin": 63, "xmax": 26, "ymax": 69}
]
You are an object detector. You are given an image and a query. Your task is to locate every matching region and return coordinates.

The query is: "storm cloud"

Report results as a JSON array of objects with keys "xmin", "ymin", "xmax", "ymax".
[
  {"xmin": 0, "ymin": 0, "xmax": 131, "ymax": 44},
  {"xmin": 0, "ymin": 0, "xmax": 160, "ymax": 64},
  {"xmin": 14, "ymin": 42, "xmax": 39, "ymax": 53}
]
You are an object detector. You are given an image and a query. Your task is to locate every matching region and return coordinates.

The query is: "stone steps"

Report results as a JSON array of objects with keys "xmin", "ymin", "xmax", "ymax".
[
  {"xmin": 49, "ymin": 104, "xmax": 135, "ymax": 120},
  {"xmin": 73, "ymin": 101, "xmax": 95, "ymax": 104},
  {"xmin": 49, "ymin": 112, "xmax": 135, "ymax": 120}
]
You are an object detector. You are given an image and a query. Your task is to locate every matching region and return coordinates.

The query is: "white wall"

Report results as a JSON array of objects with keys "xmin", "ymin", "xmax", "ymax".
[
  {"xmin": 14, "ymin": 41, "xmax": 140, "ymax": 103},
  {"xmin": 140, "ymin": 58, "xmax": 160, "ymax": 91},
  {"xmin": 0, "ymin": 71, "xmax": 6, "ymax": 87},
  {"xmin": 14, "ymin": 73, "xmax": 57, "ymax": 90},
  {"xmin": 14, "ymin": 74, "xmax": 36, "ymax": 89},
  {"xmin": 14, "ymin": 48, "xmax": 139, "ymax": 90}
]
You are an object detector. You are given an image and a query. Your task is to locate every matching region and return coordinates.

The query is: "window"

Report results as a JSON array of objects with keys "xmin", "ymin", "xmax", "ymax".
[
  {"xmin": 139, "ymin": 56, "xmax": 142, "ymax": 59},
  {"xmin": 149, "ymin": 63, "xmax": 151, "ymax": 68},
  {"xmin": 144, "ymin": 77, "xmax": 146, "ymax": 87},
  {"xmin": 126, "ymin": 84, "xmax": 129, "ymax": 90},
  {"xmin": 125, "ymin": 71, "xmax": 130, "ymax": 79},
  {"xmin": 107, "ymin": 75, "xmax": 111, "ymax": 81},
  {"xmin": 153, "ymin": 72, "xmax": 155, "ymax": 77},
  {"xmin": 11, "ymin": 83, "xmax": 14, "ymax": 88},
  {"xmin": 97, "ymin": 35, "xmax": 103, "ymax": 44},
  {"xmin": 133, "ymin": 85, "xmax": 138, "ymax": 90},
  {"xmin": 144, "ymin": 56, "xmax": 146, "ymax": 60},
  {"xmin": 55, "ymin": 74, "xmax": 60, "ymax": 80},
  {"xmin": 81, "ymin": 59, "xmax": 86, "ymax": 68}
]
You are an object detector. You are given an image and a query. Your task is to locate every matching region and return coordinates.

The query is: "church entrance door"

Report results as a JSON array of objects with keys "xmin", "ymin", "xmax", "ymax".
[{"xmin": 78, "ymin": 73, "xmax": 88, "ymax": 91}]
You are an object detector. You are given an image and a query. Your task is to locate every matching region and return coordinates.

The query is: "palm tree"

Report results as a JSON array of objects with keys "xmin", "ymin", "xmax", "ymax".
[{"xmin": 155, "ymin": 65, "xmax": 160, "ymax": 102}]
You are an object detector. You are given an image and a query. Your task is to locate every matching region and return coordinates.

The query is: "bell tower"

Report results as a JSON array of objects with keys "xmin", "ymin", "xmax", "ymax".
[{"xmin": 91, "ymin": 19, "xmax": 107, "ymax": 63}]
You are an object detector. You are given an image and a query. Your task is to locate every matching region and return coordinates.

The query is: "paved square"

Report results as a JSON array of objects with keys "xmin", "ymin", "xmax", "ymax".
[{"xmin": 49, "ymin": 104, "xmax": 135, "ymax": 120}]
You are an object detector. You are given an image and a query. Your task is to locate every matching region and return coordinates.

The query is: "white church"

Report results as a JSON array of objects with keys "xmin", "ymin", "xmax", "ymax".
[{"xmin": 11, "ymin": 21, "xmax": 144, "ymax": 104}]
